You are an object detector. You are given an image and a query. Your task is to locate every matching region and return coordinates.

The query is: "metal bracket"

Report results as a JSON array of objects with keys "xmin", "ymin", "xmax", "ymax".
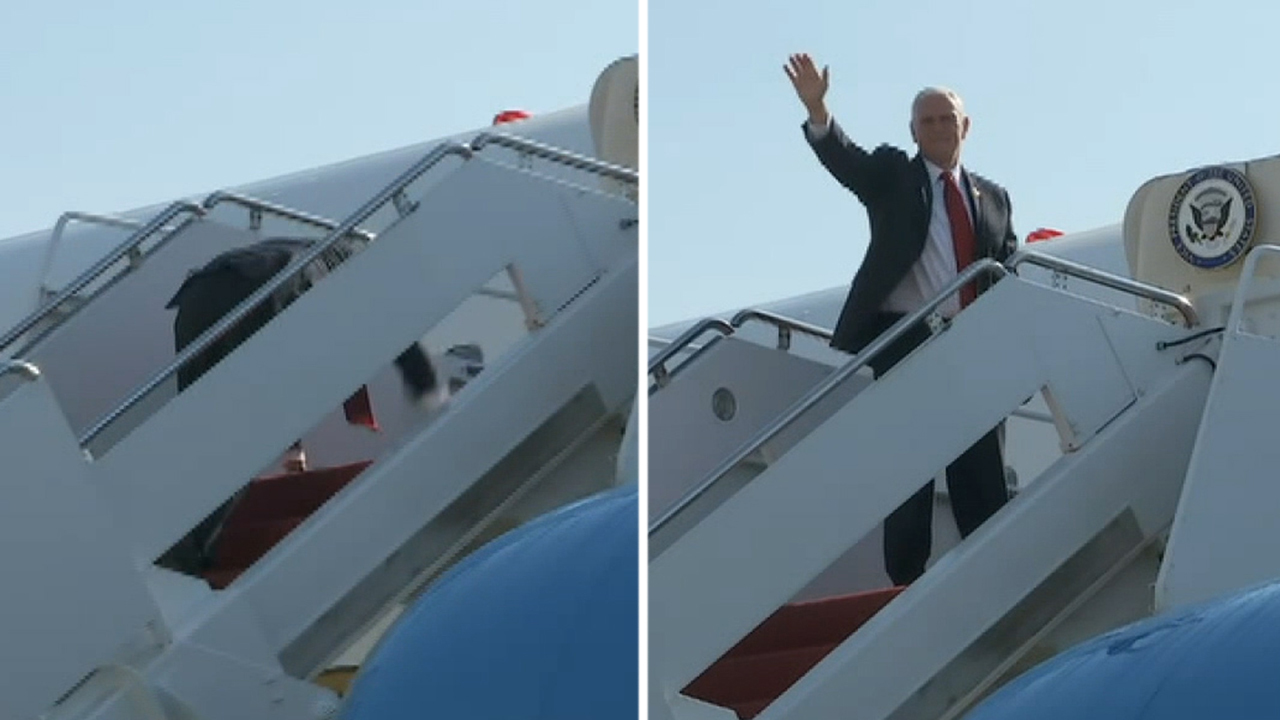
[
  {"xmin": 125, "ymin": 245, "xmax": 145, "ymax": 270},
  {"xmin": 652, "ymin": 364, "xmax": 671, "ymax": 389},
  {"xmin": 505, "ymin": 265, "xmax": 545, "ymax": 330},
  {"xmin": 0, "ymin": 360, "xmax": 41, "ymax": 381},
  {"xmin": 925, "ymin": 310, "xmax": 950, "ymax": 336},
  {"xmin": 391, "ymin": 190, "xmax": 419, "ymax": 218}
]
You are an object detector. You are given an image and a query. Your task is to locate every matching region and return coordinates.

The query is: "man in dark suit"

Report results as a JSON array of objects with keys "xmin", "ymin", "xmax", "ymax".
[{"xmin": 785, "ymin": 53, "xmax": 1017, "ymax": 585}]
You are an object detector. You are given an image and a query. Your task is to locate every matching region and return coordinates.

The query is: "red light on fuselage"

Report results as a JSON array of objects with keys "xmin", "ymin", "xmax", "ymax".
[
  {"xmin": 493, "ymin": 110, "xmax": 531, "ymax": 125},
  {"xmin": 1026, "ymin": 227, "xmax": 1065, "ymax": 243}
]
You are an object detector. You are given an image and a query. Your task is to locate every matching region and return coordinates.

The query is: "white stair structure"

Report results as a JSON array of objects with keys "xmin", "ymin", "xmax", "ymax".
[
  {"xmin": 648, "ymin": 241, "xmax": 1243, "ymax": 719},
  {"xmin": 1155, "ymin": 243, "xmax": 1280, "ymax": 611},
  {"xmin": 648, "ymin": 313, "xmax": 869, "ymax": 552},
  {"xmin": 0, "ymin": 130, "xmax": 636, "ymax": 719}
]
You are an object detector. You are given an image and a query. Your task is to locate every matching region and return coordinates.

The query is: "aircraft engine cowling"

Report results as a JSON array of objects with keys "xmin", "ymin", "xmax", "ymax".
[
  {"xmin": 1123, "ymin": 155, "xmax": 1280, "ymax": 330},
  {"xmin": 588, "ymin": 54, "xmax": 638, "ymax": 200}
]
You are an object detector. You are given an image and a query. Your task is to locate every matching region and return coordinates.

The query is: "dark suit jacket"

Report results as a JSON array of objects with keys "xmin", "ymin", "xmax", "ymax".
[{"xmin": 804, "ymin": 119, "xmax": 1018, "ymax": 354}]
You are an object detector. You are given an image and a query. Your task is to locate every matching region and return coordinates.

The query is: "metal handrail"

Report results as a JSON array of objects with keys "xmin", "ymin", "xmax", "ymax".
[
  {"xmin": 16, "ymin": 195, "xmax": 372, "ymax": 365},
  {"xmin": 38, "ymin": 212, "xmax": 149, "ymax": 301},
  {"xmin": 730, "ymin": 308, "xmax": 833, "ymax": 350},
  {"xmin": 202, "ymin": 191, "xmax": 377, "ymax": 242},
  {"xmin": 648, "ymin": 318, "xmax": 735, "ymax": 385},
  {"xmin": 650, "ymin": 334, "xmax": 711, "ymax": 353},
  {"xmin": 0, "ymin": 201, "xmax": 206, "ymax": 356},
  {"xmin": 49, "ymin": 211, "xmax": 143, "ymax": 237},
  {"xmin": 79, "ymin": 130, "xmax": 638, "ymax": 445},
  {"xmin": 649, "ymin": 258, "xmax": 1009, "ymax": 536},
  {"xmin": 1008, "ymin": 249, "xmax": 1199, "ymax": 328},
  {"xmin": 78, "ymin": 141, "xmax": 475, "ymax": 446},
  {"xmin": 12, "ymin": 132, "xmax": 628, "ymax": 367},
  {"xmin": 1226, "ymin": 243, "xmax": 1280, "ymax": 335},
  {"xmin": 468, "ymin": 132, "xmax": 638, "ymax": 185},
  {"xmin": 32, "ymin": 194, "xmax": 373, "ymax": 327},
  {"xmin": 0, "ymin": 360, "xmax": 40, "ymax": 382}
]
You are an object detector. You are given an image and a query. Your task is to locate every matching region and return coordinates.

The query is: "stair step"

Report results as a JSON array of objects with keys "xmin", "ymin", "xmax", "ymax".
[
  {"xmin": 223, "ymin": 460, "xmax": 371, "ymax": 524},
  {"xmin": 211, "ymin": 516, "xmax": 307, "ymax": 569},
  {"xmin": 722, "ymin": 587, "xmax": 903, "ymax": 657},
  {"xmin": 685, "ymin": 643, "xmax": 837, "ymax": 708},
  {"xmin": 680, "ymin": 588, "xmax": 904, "ymax": 718},
  {"xmin": 198, "ymin": 460, "xmax": 372, "ymax": 589},
  {"xmin": 730, "ymin": 698, "xmax": 771, "ymax": 719}
]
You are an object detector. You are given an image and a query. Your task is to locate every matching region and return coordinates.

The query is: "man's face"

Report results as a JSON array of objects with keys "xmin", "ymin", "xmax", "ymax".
[{"xmin": 910, "ymin": 93, "xmax": 969, "ymax": 168}]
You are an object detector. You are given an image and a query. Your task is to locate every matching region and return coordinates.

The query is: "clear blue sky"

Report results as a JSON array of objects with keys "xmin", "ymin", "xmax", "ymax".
[
  {"xmin": 648, "ymin": 0, "xmax": 1280, "ymax": 326},
  {"xmin": 0, "ymin": 0, "xmax": 636, "ymax": 240}
]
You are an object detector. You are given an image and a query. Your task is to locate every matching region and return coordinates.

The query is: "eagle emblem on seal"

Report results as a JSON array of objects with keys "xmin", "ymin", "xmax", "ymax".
[
  {"xmin": 1185, "ymin": 187, "xmax": 1233, "ymax": 245},
  {"xmin": 1167, "ymin": 166, "xmax": 1257, "ymax": 269}
]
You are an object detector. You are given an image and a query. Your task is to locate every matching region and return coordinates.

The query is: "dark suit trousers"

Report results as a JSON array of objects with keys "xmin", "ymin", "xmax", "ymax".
[{"xmin": 865, "ymin": 312, "xmax": 1009, "ymax": 586}]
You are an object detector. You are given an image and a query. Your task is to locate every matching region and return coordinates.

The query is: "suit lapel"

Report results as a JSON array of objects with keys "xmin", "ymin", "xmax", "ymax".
[
  {"xmin": 962, "ymin": 170, "xmax": 991, "ymax": 256},
  {"xmin": 913, "ymin": 155, "xmax": 932, "ymax": 244}
]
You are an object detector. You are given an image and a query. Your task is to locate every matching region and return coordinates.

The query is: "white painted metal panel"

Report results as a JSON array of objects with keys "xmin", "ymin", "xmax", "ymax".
[
  {"xmin": 221, "ymin": 258, "xmax": 636, "ymax": 659},
  {"xmin": 766, "ymin": 363, "xmax": 1210, "ymax": 720},
  {"xmin": 1157, "ymin": 330, "xmax": 1280, "ymax": 610},
  {"xmin": 0, "ymin": 378, "xmax": 158, "ymax": 720},
  {"xmin": 24, "ymin": 220, "xmax": 262, "ymax": 439},
  {"xmin": 648, "ymin": 337, "xmax": 859, "ymax": 521}
]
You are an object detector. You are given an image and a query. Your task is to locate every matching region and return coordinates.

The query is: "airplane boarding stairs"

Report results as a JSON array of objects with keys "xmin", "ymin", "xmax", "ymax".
[
  {"xmin": 1154, "ymin": 244, "xmax": 1280, "ymax": 613},
  {"xmin": 650, "ymin": 254, "xmax": 1221, "ymax": 720},
  {"xmin": 0, "ymin": 134, "xmax": 637, "ymax": 719}
]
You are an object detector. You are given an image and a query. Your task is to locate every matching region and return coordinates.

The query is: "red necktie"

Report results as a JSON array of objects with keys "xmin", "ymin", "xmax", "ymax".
[{"xmin": 941, "ymin": 171, "xmax": 978, "ymax": 307}]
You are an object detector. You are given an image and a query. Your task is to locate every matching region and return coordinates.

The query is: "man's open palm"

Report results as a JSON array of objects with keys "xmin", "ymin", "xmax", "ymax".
[{"xmin": 785, "ymin": 53, "xmax": 829, "ymax": 110}]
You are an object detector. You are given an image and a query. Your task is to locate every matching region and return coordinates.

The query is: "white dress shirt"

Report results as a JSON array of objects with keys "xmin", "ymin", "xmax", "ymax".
[{"xmin": 807, "ymin": 117, "xmax": 975, "ymax": 318}]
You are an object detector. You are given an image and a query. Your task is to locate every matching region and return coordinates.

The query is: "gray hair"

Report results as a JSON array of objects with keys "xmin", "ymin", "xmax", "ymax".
[{"xmin": 911, "ymin": 86, "xmax": 965, "ymax": 120}]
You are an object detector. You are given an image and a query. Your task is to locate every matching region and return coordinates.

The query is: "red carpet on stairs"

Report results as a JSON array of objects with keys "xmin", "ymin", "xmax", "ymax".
[
  {"xmin": 682, "ymin": 586, "xmax": 905, "ymax": 719},
  {"xmin": 201, "ymin": 460, "xmax": 372, "ymax": 589}
]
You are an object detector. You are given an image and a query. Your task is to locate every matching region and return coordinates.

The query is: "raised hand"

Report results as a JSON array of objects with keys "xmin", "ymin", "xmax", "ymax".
[{"xmin": 784, "ymin": 53, "xmax": 830, "ymax": 124}]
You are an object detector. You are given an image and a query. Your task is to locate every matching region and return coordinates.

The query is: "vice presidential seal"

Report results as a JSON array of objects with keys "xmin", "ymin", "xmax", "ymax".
[{"xmin": 1168, "ymin": 166, "xmax": 1257, "ymax": 269}]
